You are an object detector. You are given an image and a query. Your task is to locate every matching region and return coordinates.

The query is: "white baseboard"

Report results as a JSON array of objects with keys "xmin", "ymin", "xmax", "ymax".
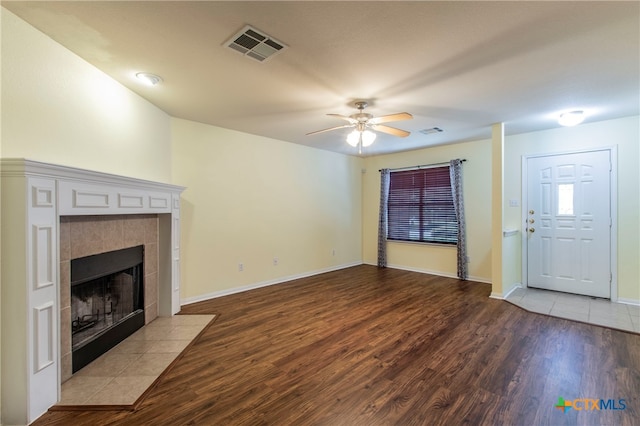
[
  {"xmin": 362, "ymin": 261, "xmax": 491, "ymax": 284},
  {"xmin": 180, "ymin": 261, "xmax": 363, "ymax": 306},
  {"xmin": 492, "ymin": 283, "xmax": 523, "ymax": 300},
  {"xmin": 617, "ymin": 297, "xmax": 640, "ymax": 307}
]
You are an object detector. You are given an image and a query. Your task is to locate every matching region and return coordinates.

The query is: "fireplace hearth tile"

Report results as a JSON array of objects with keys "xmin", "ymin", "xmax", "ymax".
[
  {"xmin": 84, "ymin": 376, "xmax": 157, "ymax": 405},
  {"xmin": 127, "ymin": 324, "xmax": 173, "ymax": 341},
  {"xmin": 57, "ymin": 314, "xmax": 215, "ymax": 407},
  {"xmin": 74, "ymin": 353, "xmax": 142, "ymax": 378},
  {"xmin": 60, "ymin": 376, "xmax": 114, "ymax": 405},
  {"xmin": 119, "ymin": 353, "xmax": 176, "ymax": 377},
  {"xmin": 154, "ymin": 315, "xmax": 214, "ymax": 326},
  {"xmin": 145, "ymin": 339, "xmax": 191, "ymax": 354},
  {"xmin": 166, "ymin": 325, "xmax": 209, "ymax": 340},
  {"xmin": 109, "ymin": 339, "xmax": 157, "ymax": 355}
]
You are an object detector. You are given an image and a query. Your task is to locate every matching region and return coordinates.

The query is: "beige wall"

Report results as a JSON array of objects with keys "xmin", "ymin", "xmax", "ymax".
[
  {"xmin": 362, "ymin": 116, "xmax": 639, "ymax": 304},
  {"xmin": 2, "ymin": 7, "xmax": 639, "ymax": 314},
  {"xmin": 1, "ymin": 9, "xmax": 172, "ymax": 183},
  {"xmin": 171, "ymin": 118, "xmax": 364, "ymax": 301},
  {"xmin": 362, "ymin": 140, "xmax": 493, "ymax": 282},
  {"xmin": 1, "ymin": 10, "xmax": 173, "ymax": 422},
  {"xmin": 505, "ymin": 116, "xmax": 640, "ymax": 302}
]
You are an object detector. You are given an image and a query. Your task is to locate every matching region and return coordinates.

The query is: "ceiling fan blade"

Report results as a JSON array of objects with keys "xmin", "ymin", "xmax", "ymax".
[
  {"xmin": 370, "ymin": 112, "xmax": 413, "ymax": 124},
  {"xmin": 306, "ymin": 124, "xmax": 353, "ymax": 136},
  {"xmin": 372, "ymin": 124, "xmax": 411, "ymax": 138},
  {"xmin": 327, "ymin": 113, "xmax": 358, "ymax": 124}
]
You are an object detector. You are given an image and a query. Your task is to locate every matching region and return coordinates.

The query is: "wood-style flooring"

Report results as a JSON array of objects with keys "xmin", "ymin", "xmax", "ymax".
[{"xmin": 33, "ymin": 265, "xmax": 640, "ymax": 425}]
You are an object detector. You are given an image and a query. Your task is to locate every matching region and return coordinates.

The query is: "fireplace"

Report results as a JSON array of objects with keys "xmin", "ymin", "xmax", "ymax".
[
  {"xmin": 1, "ymin": 158, "xmax": 184, "ymax": 425},
  {"xmin": 59, "ymin": 214, "xmax": 163, "ymax": 381},
  {"xmin": 71, "ymin": 245, "xmax": 145, "ymax": 372}
]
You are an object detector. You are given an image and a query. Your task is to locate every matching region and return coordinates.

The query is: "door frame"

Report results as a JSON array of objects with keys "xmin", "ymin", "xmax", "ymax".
[{"xmin": 520, "ymin": 146, "xmax": 618, "ymax": 300}]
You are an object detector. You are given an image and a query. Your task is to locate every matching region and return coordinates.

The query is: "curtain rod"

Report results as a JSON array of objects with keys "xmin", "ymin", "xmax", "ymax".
[{"xmin": 379, "ymin": 159, "xmax": 466, "ymax": 172}]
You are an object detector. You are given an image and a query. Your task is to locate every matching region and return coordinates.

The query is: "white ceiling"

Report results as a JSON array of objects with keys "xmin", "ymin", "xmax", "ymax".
[{"xmin": 3, "ymin": 1, "xmax": 639, "ymax": 156}]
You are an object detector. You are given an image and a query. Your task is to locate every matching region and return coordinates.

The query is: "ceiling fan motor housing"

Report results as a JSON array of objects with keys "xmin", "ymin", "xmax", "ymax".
[
  {"xmin": 352, "ymin": 101, "xmax": 373, "ymax": 124},
  {"xmin": 352, "ymin": 112, "xmax": 373, "ymax": 122}
]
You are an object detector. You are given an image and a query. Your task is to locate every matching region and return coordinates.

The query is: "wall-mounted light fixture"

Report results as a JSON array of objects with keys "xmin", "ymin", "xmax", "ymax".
[
  {"xmin": 135, "ymin": 72, "xmax": 163, "ymax": 86},
  {"xmin": 558, "ymin": 110, "xmax": 585, "ymax": 126}
]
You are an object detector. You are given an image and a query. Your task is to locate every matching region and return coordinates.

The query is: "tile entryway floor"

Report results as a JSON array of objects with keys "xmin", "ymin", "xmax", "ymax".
[
  {"xmin": 506, "ymin": 287, "xmax": 640, "ymax": 333},
  {"xmin": 57, "ymin": 314, "xmax": 215, "ymax": 406}
]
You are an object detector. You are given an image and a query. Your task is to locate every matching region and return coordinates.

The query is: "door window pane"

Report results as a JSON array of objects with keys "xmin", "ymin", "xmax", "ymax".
[{"xmin": 558, "ymin": 183, "xmax": 574, "ymax": 215}]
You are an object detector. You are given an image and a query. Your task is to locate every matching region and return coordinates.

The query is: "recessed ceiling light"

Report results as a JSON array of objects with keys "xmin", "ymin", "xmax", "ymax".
[
  {"xmin": 135, "ymin": 72, "xmax": 162, "ymax": 86},
  {"xmin": 558, "ymin": 110, "xmax": 585, "ymax": 127}
]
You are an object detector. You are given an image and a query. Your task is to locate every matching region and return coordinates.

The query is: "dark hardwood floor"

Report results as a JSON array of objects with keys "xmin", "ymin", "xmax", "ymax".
[{"xmin": 34, "ymin": 265, "xmax": 639, "ymax": 425}]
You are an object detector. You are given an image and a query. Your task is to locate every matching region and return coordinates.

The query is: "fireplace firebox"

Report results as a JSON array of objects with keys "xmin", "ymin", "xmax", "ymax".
[{"xmin": 71, "ymin": 245, "xmax": 145, "ymax": 373}]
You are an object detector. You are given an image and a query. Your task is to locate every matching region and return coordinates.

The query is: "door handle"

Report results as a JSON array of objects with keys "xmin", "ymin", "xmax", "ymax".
[{"xmin": 528, "ymin": 227, "xmax": 535, "ymax": 233}]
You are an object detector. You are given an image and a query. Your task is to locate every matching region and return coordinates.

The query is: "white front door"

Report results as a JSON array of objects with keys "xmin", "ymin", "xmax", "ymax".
[{"xmin": 526, "ymin": 150, "xmax": 611, "ymax": 298}]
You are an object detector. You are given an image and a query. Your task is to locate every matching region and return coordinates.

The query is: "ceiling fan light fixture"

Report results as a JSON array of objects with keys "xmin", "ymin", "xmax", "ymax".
[
  {"xmin": 361, "ymin": 130, "xmax": 376, "ymax": 147},
  {"xmin": 346, "ymin": 130, "xmax": 360, "ymax": 146},
  {"xmin": 135, "ymin": 72, "xmax": 162, "ymax": 86},
  {"xmin": 558, "ymin": 110, "xmax": 585, "ymax": 126},
  {"xmin": 346, "ymin": 129, "xmax": 377, "ymax": 147}
]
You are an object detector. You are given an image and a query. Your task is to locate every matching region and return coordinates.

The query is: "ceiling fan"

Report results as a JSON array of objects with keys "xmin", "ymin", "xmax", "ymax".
[{"xmin": 306, "ymin": 101, "xmax": 413, "ymax": 152}]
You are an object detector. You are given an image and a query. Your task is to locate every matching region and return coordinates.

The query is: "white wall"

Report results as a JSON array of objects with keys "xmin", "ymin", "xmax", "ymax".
[
  {"xmin": 362, "ymin": 140, "xmax": 493, "ymax": 282},
  {"xmin": 171, "ymin": 118, "xmax": 364, "ymax": 302},
  {"xmin": 1, "ymin": 9, "xmax": 172, "ymax": 183},
  {"xmin": 505, "ymin": 116, "xmax": 640, "ymax": 302}
]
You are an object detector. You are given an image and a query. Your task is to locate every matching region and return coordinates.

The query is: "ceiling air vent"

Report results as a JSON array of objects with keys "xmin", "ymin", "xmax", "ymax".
[
  {"xmin": 224, "ymin": 25, "xmax": 287, "ymax": 62},
  {"xmin": 420, "ymin": 127, "xmax": 444, "ymax": 135}
]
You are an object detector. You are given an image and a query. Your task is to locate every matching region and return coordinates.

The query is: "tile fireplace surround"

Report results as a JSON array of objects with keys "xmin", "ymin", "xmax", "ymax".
[
  {"xmin": 60, "ymin": 215, "xmax": 161, "ymax": 382},
  {"xmin": 1, "ymin": 159, "xmax": 185, "ymax": 425}
]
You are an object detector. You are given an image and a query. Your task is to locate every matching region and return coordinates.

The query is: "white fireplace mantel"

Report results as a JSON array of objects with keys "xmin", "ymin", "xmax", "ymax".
[{"xmin": 1, "ymin": 158, "xmax": 185, "ymax": 425}]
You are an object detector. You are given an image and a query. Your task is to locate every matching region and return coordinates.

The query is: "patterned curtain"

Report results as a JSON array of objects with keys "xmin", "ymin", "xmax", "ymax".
[
  {"xmin": 449, "ymin": 159, "xmax": 468, "ymax": 280},
  {"xmin": 377, "ymin": 169, "xmax": 391, "ymax": 267}
]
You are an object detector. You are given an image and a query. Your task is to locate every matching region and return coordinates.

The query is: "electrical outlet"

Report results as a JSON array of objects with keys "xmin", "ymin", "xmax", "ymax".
[
  {"xmin": 238, "ymin": 263, "xmax": 244, "ymax": 272},
  {"xmin": 273, "ymin": 257, "xmax": 279, "ymax": 266}
]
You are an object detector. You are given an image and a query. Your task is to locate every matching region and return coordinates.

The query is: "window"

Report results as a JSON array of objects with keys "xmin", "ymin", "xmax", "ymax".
[
  {"xmin": 387, "ymin": 166, "xmax": 457, "ymax": 244},
  {"xmin": 557, "ymin": 183, "xmax": 574, "ymax": 215}
]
